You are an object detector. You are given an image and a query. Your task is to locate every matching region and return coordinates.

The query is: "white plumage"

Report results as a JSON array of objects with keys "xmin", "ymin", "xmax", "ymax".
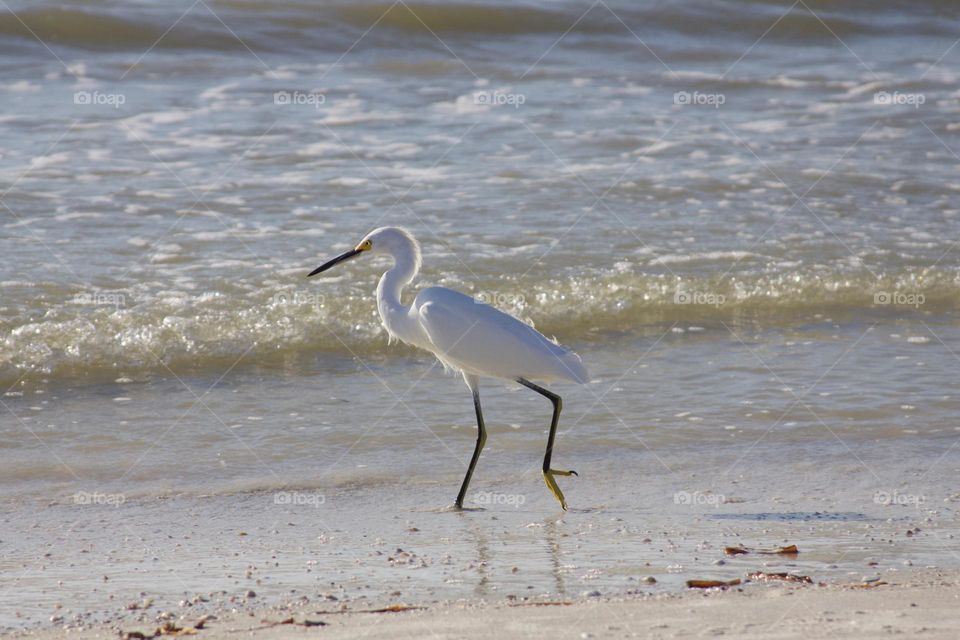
[
  {"xmin": 308, "ymin": 226, "xmax": 587, "ymax": 510},
  {"xmin": 414, "ymin": 287, "xmax": 588, "ymax": 384}
]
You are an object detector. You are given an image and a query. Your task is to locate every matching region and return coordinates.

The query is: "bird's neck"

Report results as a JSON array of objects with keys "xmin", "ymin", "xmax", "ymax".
[
  {"xmin": 377, "ymin": 267, "xmax": 411, "ymax": 313},
  {"xmin": 376, "ymin": 245, "xmax": 419, "ymax": 337}
]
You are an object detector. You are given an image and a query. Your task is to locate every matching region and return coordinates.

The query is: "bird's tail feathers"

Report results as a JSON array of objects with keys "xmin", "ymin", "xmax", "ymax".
[{"xmin": 557, "ymin": 351, "xmax": 589, "ymax": 384}]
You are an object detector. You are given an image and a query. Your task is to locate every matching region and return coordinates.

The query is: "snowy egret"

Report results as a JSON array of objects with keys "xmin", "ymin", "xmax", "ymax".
[{"xmin": 308, "ymin": 227, "xmax": 588, "ymax": 510}]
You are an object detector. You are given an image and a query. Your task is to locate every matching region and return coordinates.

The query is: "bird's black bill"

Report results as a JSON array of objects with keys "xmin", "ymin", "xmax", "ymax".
[{"xmin": 307, "ymin": 248, "xmax": 362, "ymax": 277}]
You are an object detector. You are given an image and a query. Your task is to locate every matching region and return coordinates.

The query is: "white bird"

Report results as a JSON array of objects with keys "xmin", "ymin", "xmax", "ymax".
[{"xmin": 308, "ymin": 227, "xmax": 588, "ymax": 510}]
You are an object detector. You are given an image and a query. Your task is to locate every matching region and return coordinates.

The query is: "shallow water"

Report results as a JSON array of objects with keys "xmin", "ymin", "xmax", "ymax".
[{"xmin": 2, "ymin": 0, "xmax": 960, "ymax": 630}]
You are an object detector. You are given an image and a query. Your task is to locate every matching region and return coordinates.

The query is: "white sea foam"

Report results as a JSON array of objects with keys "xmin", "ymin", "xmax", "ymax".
[{"xmin": 649, "ymin": 251, "xmax": 759, "ymax": 265}]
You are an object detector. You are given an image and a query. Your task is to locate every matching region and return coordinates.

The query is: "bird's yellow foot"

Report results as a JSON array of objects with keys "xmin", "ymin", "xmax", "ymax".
[{"xmin": 543, "ymin": 468, "xmax": 578, "ymax": 510}]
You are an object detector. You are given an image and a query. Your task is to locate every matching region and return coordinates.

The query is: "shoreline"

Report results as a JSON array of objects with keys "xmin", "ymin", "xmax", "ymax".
[
  {"xmin": 2, "ymin": 476, "xmax": 954, "ymax": 635},
  {"xmin": 8, "ymin": 569, "xmax": 960, "ymax": 640}
]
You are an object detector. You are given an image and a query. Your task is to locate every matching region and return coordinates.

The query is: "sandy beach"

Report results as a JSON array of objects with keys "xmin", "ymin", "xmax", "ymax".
[
  {"xmin": 4, "ymin": 482, "xmax": 955, "ymax": 639},
  {"xmin": 7, "ymin": 570, "xmax": 959, "ymax": 640}
]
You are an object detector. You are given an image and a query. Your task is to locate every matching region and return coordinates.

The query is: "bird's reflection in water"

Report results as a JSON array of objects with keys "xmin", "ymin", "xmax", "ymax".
[
  {"xmin": 461, "ymin": 515, "xmax": 568, "ymax": 598},
  {"xmin": 544, "ymin": 517, "xmax": 566, "ymax": 595},
  {"xmin": 466, "ymin": 522, "xmax": 491, "ymax": 598}
]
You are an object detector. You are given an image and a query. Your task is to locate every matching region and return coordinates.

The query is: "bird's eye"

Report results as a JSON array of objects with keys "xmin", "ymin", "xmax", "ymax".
[{"xmin": 358, "ymin": 239, "xmax": 372, "ymax": 251}]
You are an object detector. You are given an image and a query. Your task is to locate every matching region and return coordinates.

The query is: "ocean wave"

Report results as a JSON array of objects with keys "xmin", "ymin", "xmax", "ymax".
[
  {"xmin": 0, "ymin": 1, "xmax": 953, "ymax": 54},
  {"xmin": 0, "ymin": 7, "xmax": 243, "ymax": 52},
  {"xmin": 1, "ymin": 267, "xmax": 956, "ymax": 387}
]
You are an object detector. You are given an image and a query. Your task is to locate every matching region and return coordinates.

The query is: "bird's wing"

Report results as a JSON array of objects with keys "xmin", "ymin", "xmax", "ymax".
[{"xmin": 413, "ymin": 287, "xmax": 588, "ymax": 384}]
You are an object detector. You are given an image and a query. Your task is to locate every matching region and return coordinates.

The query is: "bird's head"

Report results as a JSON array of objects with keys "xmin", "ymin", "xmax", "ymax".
[{"xmin": 307, "ymin": 227, "xmax": 420, "ymax": 277}]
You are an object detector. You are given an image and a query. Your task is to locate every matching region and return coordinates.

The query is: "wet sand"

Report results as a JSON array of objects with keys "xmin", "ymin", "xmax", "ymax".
[
  {"xmin": 3, "ymin": 480, "xmax": 957, "ymax": 638},
  {"xmin": 8, "ymin": 569, "xmax": 960, "ymax": 640}
]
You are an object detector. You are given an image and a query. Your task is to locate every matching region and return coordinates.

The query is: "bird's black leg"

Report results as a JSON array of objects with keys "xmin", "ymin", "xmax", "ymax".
[
  {"xmin": 455, "ymin": 388, "xmax": 487, "ymax": 509},
  {"xmin": 517, "ymin": 377, "xmax": 577, "ymax": 510}
]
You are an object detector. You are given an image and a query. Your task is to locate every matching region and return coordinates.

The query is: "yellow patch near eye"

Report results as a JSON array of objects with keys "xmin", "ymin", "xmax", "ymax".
[{"xmin": 357, "ymin": 239, "xmax": 372, "ymax": 251}]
